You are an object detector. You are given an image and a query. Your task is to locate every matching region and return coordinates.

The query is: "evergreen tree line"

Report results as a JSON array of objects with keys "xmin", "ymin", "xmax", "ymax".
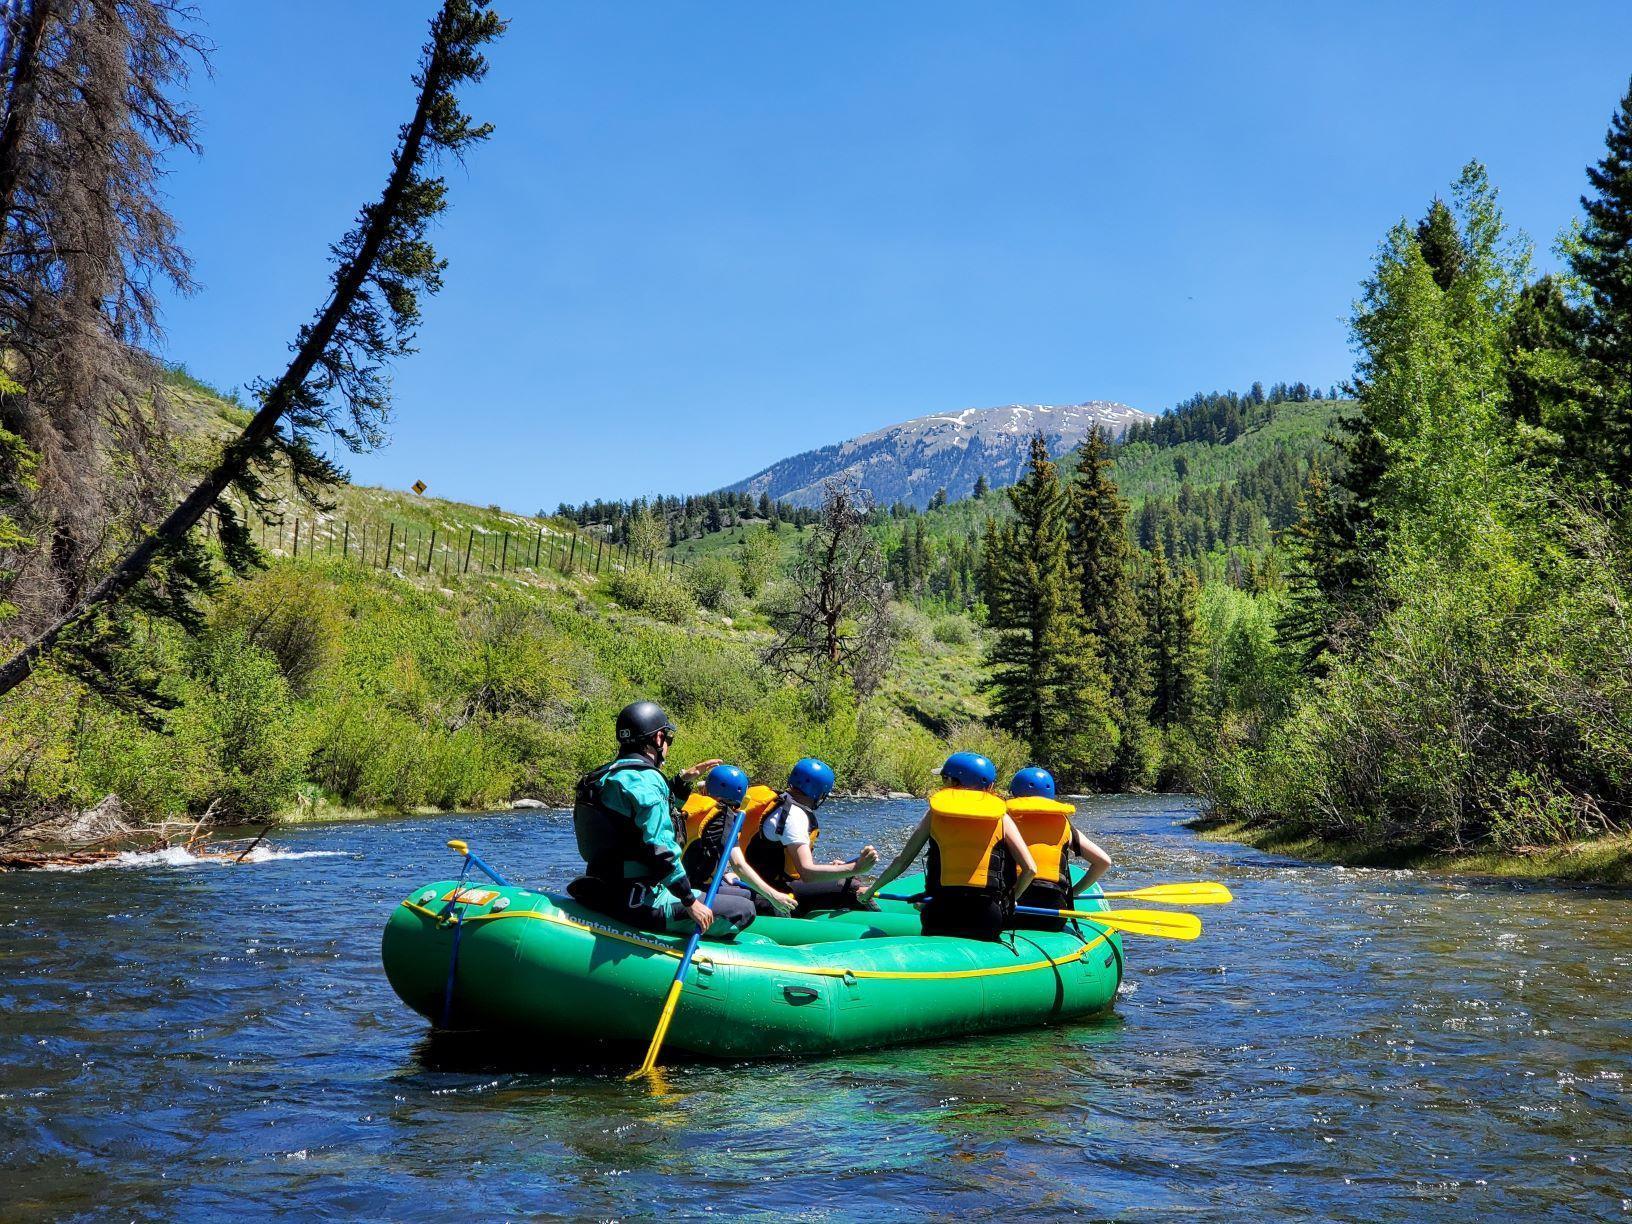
[
  {"xmin": 1208, "ymin": 76, "xmax": 1632, "ymax": 853},
  {"xmin": 980, "ymin": 429, "xmax": 1202, "ymax": 789},
  {"xmin": 551, "ymin": 489, "xmax": 819, "ymax": 547},
  {"xmin": 1121, "ymin": 381, "xmax": 1339, "ymax": 449},
  {"xmin": 1134, "ymin": 442, "xmax": 1313, "ymax": 563}
]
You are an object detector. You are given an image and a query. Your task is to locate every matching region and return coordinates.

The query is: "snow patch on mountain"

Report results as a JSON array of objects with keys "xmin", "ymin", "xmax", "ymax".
[{"xmin": 723, "ymin": 400, "xmax": 1150, "ymax": 510}]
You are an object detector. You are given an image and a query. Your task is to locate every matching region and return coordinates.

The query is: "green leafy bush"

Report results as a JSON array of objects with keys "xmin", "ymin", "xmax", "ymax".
[
  {"xmin": 931, "ymin": 614, "xmax": 975, "ymax": 647},
  {"xmin": 602, "ymin": 568, "xmax": 694, "ymax": 623},
  {"xmin": 687, "ymin": 555, "xmax": 743, "ymax": 613}
]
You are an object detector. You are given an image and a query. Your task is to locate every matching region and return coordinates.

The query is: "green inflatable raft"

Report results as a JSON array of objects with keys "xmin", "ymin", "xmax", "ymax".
[{"xmin": 381, "ymin": 871, "xmax": 1124, "ymax": 1059}]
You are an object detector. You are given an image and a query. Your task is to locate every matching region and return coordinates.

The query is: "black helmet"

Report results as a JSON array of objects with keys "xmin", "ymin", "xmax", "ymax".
[{"xmin": 615, "ymin": 700, "xmax": 675, "ymax": 747}]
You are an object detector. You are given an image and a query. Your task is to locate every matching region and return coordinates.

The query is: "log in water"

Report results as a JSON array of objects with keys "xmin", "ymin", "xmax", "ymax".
[{"xmin": 2, "ymin": 797, "xmax": 1629, "ymax": 1219}]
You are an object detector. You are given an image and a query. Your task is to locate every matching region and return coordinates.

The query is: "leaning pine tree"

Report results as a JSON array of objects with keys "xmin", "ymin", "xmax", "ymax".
[
  {"xmin": 982, "ymin": 434, "xmax": 1115, "ymax": 783},
  {"xmin": 0, "ymin": 0, "xmax": 507, "ymax": 699},
  {"xmin": 1067, "ymin": 426, "xmax": 1152, "ymax": 788}
]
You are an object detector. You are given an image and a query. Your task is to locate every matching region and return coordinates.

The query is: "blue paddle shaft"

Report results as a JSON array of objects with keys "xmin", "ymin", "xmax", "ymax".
[
  {"xmin": 670, "ymin": 805, "xmax": 748, "ymax": 985},
  {"xmin": 463, "ymin": 850, "xmax": 512, "ymax": 888}
]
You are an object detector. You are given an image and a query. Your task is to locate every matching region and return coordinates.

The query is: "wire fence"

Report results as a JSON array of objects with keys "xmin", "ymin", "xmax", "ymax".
[{"xmin": 205, "ymin": 509, "xmax": 690, "ymax": 584}]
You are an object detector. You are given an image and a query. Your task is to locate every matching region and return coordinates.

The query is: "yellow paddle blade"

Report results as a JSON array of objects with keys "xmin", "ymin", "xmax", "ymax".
[
  {"xmin": 1100, "ymin": 882, "xmax": 1234, "ymax": 906},
  {"xmin": 446, "ymin": 839, "xmax": 469, "ymax": 855},
  {"xmin": 1063, "ymin": 907, "xmax": 1203, "ymax": 941},
  {"xmin": 627, "ymin": 978, "xmax": 685, "ymax": 1079}
]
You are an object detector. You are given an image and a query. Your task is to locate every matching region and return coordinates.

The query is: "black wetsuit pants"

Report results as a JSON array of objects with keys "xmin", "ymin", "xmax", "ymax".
[
  {"xmin": 744, "ymin": 876, "xmax": 877, "ymax": 917},
  {"xmin": 921, "ymin": 891, "xmax": 1007, "ymax": 941}
]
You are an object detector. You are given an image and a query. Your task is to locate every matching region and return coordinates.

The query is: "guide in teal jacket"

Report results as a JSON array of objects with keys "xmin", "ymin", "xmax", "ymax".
[{"xmin": 569, "ymin": 699, "xmax": 757, "ymax": 937}]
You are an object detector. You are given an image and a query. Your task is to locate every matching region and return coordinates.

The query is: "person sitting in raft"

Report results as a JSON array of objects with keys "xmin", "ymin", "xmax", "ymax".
[
  {"xmin": 681, "ymin": 764, "xmax": 798, "ymax": 916},
  {"xmin": 1005, "ymin": 766, "xmax": 1112, "ymax": 933},
  {"xmin": 567, "ymin": 700, "xmax": 755, "ymax": 938},
  {"xmin": 860, "ymin": 751, "xmax": 1037, "ymax": 941},
  {"xmin": 742, "ymin": 757, "xmax": 880, "ymax": 915}
]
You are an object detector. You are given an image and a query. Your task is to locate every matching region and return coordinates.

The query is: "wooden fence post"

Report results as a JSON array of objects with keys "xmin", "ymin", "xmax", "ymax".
[
  {"xmin": 463, "ymin": 529, "xmax": 475, "ymax": 573},
  {"xmin": 427, "ymin": 528, "xmax": 437, "ymax": 572},
  {"xmin": 501, "ymin": 532, "xmax": 509, "ymax": 573},
  {"xmin": 568, "ymin": 531, "xmax": 578, "ymax": 571},
  {"xmin": 534, "ymin": 527, "xmax": 542, "ymax": 568},
  {"xmin": 595, "ymin": 537, "xmax": 603, "ymax": 572},
  {"xmin": 342, "ymin": 521, "xmax": 350, "ymax": 559},
  {"xmin": 385, "ymin": 522, "xmax": 395, "ymax": 572}
]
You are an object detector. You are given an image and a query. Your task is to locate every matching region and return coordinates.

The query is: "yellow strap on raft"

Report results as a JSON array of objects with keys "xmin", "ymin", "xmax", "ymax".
[
  {"xmin": 927, "ymin": 787, "xmax": 1007, "ymax": 888},
  {"xmin": 400, "ymin": 899, "xmax": 1109, "ymax": 980},
  {"xmin": 1006, "ymin": 797, "xmax": 1074, "ymax": 884}
]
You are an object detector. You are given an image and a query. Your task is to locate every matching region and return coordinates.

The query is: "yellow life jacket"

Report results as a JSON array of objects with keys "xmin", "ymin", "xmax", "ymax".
[
  {"xmin": 681, "ymin": 791, "xmax": 719, "ymax": 850},
  {"xmin": 926, "ymin": 787, "xmax": 1009, "ymax": 890},
  {"xmin": 1006, "ymin": 795, "xmax": 1076, "ymax": 888},
  {"xmin": 737, "ymin": 784, "xmax": 781, "ymax": 853}
]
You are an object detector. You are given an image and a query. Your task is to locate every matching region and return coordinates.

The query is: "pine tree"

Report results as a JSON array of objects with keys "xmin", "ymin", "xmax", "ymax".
[
  {"xmin": 1415, "ymin": 198, "xmax": 1465, "ymax": 290},
  {"xmin": 1067, "ymin": 427, "xmax": 1152, "ymax": 786},
  {"xmin": 983, "ymin": 434, "xmax": 1115, "ymax": 782},
  {"xmin": 1140, "ymin": 549, "xmax": 1201, "ymax": 729},
  {"xmin": 1570, "ymin": 76, "xmax": 1632, "ymax": 490},
  {"xmin": 973, "ymin": 473, "xmax": 990, "ymax": 498}
]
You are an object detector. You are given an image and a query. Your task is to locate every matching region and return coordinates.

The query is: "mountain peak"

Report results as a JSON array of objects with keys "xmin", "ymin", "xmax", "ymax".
[{"xmin": 723, "ymin": 400, "xmax": 1150, "ymax": 509}]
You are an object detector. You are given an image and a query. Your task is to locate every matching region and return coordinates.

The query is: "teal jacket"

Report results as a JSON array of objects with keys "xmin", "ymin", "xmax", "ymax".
[{"xmin": 599, "ymin": 755, "xmax": 696, "ymax": 909}]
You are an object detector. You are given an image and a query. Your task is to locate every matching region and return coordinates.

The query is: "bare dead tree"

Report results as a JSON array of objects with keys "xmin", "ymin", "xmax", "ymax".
[
  {"xmin": 0, "ymin": 0, "xmax": 506, "ymax": 700},
  {"xmin": 0, "ymin": 1, "xmax": 209, "ymax": 633},
  {"xmin": 764, "ymin": 477, "xmax": 892, "ymax": 708}
]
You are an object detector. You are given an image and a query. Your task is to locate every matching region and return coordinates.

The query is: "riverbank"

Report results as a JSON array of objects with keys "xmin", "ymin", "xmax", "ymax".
[{"xmin": 1192, "ymin": 814, "xmax": 1632, "ymax": 887}]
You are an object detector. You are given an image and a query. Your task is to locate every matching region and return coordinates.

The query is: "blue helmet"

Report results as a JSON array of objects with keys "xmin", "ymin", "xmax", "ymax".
[
  {"xmin": 941, "ymin": 751, "xmax": 997, "ymax": 789},
  {"xmin": 787, "ymin": 757, "xmax": 836, "ymax": 804},
  {"xmin": 704, "ymin": 764, "xmax": 749, "ymax": 808},
  {"xmin": 1009, "ymin": 766, "xmax": 1056, "ymax": 800}
]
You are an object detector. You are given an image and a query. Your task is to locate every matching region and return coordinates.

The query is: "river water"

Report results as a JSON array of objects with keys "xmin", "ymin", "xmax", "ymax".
[{"xmin": 3, "ymin": 796, "xmax": 1630, "ymax": 1221}]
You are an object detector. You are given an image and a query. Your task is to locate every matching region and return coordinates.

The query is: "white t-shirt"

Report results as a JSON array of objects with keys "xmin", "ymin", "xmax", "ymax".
[{"xmin": 763, "ymin": 798, "xmax": 813, "ymax": 847}]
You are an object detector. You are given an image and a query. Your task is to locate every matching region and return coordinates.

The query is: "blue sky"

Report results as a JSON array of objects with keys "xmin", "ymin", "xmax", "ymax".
[{"xmin": 157, "ymin": 1, "xmax": 1632, "ymax": 511}]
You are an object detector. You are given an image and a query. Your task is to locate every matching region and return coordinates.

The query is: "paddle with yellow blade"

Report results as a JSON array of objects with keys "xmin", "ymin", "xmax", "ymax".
[
  {"xmin": 878, "ymin": 893, "xmax": 1205, "ymax": 940},
  {"xmin": 1015, "ymin": 904, "xmax": 1203, "ymax": 941},
  {"xmin": 628, "ymin": 803, "xmax": 748, "ymax": 1080},
  {"xmin": 1092, "ymin": 882, "xmax": 1233, "ymax": 906}
]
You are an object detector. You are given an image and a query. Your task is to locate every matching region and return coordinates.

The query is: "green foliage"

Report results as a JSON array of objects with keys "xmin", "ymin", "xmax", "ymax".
[
  {"xmin": 1211, "ymin": 157, "xmax": 1632, "ymax": 856},
  {"xmin": 687, "ymin": 555, "xmax": 743, "ymax": 613},
  {"xmin": 601, "ymin": 567, "xmax": 695, "ymax": 624},
  {"xmin": 213, "ymin": 565, "xmax": 346, "ymax": 696},
  {"xmin": 735, "ymin": 526, "xmax": 783, "ymax": 596},
  {"xmin": 931, "ymin": 613, "xmax": 975, "ymax": 647}
]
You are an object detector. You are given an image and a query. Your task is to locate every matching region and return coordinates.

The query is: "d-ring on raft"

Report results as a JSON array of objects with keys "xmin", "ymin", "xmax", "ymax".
[{"xmin": 382, "ymin": 864, "xmax": 1124, "ymax": 1060}]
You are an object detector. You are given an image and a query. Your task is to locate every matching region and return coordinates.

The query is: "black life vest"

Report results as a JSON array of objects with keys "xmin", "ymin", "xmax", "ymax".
[
  {"xmin": 925, "ymin": 788, "xmax": 1013, "ymax": 904},
  {"xmin": 744, "ymin": 793, "xmax": 820, "ymax": 890},
  {"xmin": 572, "ymin": 757, "xmax": 684, "ymax": 883}
]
